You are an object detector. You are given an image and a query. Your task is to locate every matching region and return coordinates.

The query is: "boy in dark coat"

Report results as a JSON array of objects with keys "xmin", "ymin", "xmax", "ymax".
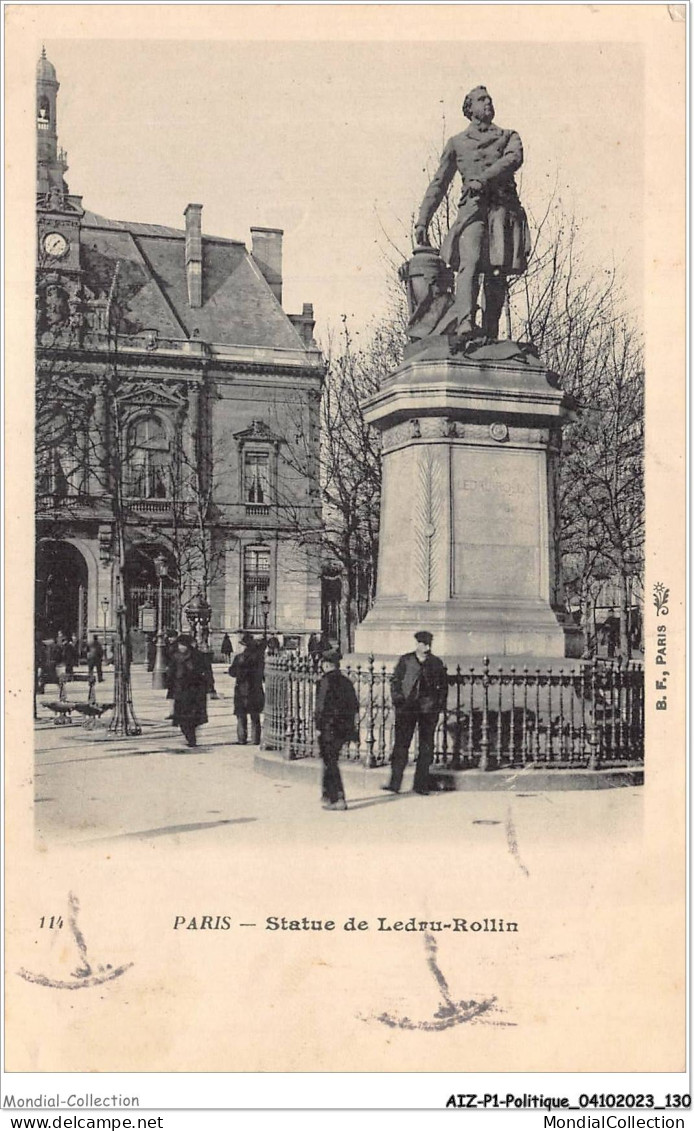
[
  {"xmin": 167, "ymin": 635, "xmax": 208, "ymax": 748},
  {"xmin": 314, "ymin": 650, "xmax": 359, "ymax": 811},
  {"xmin": 229, "ymin": 633, "xmax": 265, "ymax": 744}
]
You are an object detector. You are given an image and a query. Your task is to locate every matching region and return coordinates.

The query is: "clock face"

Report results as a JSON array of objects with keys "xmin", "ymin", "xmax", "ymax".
[{"xmin": 43, "ymin": 232, "xmax": 69, "ymax": 259}]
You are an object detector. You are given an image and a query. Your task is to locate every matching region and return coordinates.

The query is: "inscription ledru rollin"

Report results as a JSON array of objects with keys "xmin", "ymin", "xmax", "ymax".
[{"xmin": 461, "ymin": 478, "xmax": 524, "ymax": 496}]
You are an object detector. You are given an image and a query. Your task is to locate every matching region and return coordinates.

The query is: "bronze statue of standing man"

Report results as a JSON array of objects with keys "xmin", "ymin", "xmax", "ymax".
[{"xmin": 414, "ymin": 86, "xmax": 530, "ymax": 343}]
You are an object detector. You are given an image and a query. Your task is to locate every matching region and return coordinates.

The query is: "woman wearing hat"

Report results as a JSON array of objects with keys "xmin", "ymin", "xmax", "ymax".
[
  {"xmin": 167, "ymin": 635, "xmax": 209, "ymax": 748},
  {"xmin": 314, "ymin": 650, "xmax": 359, "ymax": 811},
  {"xmin": 229, "ymin": 633, "xmax": 265, "ymax": 744}
]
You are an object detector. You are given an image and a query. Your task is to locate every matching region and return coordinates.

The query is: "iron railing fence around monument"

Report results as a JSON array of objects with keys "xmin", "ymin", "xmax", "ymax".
[{"xmin": 262, "ymin": 654, "xmax": 644, "ymax": 772}]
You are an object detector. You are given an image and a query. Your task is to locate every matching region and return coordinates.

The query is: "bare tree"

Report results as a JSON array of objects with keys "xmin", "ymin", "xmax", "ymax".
[
  {"xmin": 266, "ymin": 312, "xmax": 405, "ymax": 650},
  {"xmin": 509, "ymin": 195, "xmax": 644, "ymax": 655}
]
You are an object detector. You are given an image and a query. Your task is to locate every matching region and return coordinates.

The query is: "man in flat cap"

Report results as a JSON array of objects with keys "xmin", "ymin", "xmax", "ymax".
[
  {"xmin": 414, "ymin": 85, "xmax": 530, "ymax": 343},
  {"xmin": 314, "ymin": 649, "xmax": 359, "ymax": 811},
  {"xmin": 383, "ymin": 631, "xmax": 449, "ymax": 795}
]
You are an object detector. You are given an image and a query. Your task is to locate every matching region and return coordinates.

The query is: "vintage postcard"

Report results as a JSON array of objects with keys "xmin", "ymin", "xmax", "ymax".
[{"xmin": 2, "ymin": 1, "xmax": 687, "ymax": 1110}]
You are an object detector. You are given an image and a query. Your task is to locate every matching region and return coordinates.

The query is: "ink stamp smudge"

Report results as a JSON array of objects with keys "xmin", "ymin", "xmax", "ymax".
[
  {"xmin": 365, "ymin": 933, "xmax": 514, "ymax": 1031},
  {"xmin": 17, "ymin": 892, "xmax": 133, "ymax": 990},
  {"xmin": 505, "ymin": 807, "xmax": 530, "ymax": 878}
]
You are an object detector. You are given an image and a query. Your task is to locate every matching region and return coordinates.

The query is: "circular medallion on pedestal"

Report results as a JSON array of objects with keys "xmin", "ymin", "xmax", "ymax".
[{"xmin": 489, "ymin": 422, "xmax": 509, "ymax": 442}]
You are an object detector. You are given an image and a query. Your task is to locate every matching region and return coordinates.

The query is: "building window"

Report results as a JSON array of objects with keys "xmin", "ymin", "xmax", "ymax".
[
  {"xmin": 243, "ymin": 547, "xmax": 270, "ymax": 629},
  {"xmin": 244, "ymin": 451, "xmax": 270, "ymax": 505},
  {"xmin": 125, "ymin": 416, "xmax": 170, "ymax": 499},
  {"xmin": 37, "ymin": 414, "xmax": 85, "ymax": 497},
  {"xmin": 38, "ymin": 97, "xmax": 50, "ymax": 129}
]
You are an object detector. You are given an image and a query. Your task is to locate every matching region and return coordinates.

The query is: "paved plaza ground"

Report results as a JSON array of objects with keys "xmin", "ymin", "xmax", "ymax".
[{"xmin": 34, "ymin": 664, "xmax": 643, "ymax": 857}]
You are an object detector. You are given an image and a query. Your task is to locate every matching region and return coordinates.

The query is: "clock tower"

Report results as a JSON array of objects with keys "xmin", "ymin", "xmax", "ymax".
[{"xmin": 36, "ymin": 49, "xmax": 84, "ymax": 335}]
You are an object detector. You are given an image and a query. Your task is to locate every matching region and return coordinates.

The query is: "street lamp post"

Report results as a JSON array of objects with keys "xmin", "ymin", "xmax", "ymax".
[
  {"xmin": 185, "ymin": 591, "xmax": 211, "ymax": 647},
  {"xmin": 260, "ymin": 593, "xmax": 271, "ymax": 642},
  {"xmin": 186, "ymin": 592, "xmax": 216, "ymax": 698},
  {"xmin": 100, "ymin": 596, "xmax": 110, "ymax": 660},
  {"xmin": 152, "ymin": 554, "xmax": 169, "ymax": 690}
]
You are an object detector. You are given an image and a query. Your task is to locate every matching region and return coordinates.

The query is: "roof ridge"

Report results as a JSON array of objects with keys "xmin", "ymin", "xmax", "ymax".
[{"xmin": 82, "ymin": 210, "xmax": 243, "ymax": 245}]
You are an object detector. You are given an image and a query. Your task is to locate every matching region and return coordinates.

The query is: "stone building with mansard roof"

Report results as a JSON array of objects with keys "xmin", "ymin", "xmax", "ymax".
[{"xmin": 35, "ymin": 50, "xmax": 324, "ymax": 658}]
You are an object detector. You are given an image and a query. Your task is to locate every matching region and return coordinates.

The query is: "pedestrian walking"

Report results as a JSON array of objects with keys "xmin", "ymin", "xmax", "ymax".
[
  {"xmin": 229, "ymin": 633, "xmax": 265, "ymax": 745},
  {"xmin": 163, "ymin": 631, "xmax": 180, "ymax": 720},
  {"xmin": 382, "ymin": 630, "xmax": 448, "ymax": 795},
  {"xmin": 220, "ymin": 633, "xmax": 233, "ymax": 661},
  {"xmin": 62, "ymin": 632, "xmax": 77, "ymax": 677},
  {"xmin": 314, "ymin": 649, "xmax": 359, "ymax": 811},
  {"xmin": 87, "ymin": 634, "xmax": 104, "ymax": 682},
  {"xmin": 166, "ymin": 634, "xmax": 208, "ymax": 748},
  {"xmin": 55, "ymin": 633, "xmax": 76, "ymax": 674},
  {"xmin": 35, "ymin": 635, "xmax": 47, "ymax": 694}
]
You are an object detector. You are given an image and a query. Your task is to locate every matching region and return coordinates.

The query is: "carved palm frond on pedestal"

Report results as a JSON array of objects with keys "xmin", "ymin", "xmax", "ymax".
[{"xmin": 414, "ymin": 445, "xmax": 443, "ymax": 602}]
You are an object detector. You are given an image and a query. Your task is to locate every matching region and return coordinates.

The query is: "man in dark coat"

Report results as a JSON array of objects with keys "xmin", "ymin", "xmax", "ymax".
[
  {"xmin": 220, "ymin": 633, "xmax": 233, "ymax": 661},
  {"xmin": 383, "ymin": 631, "xmax": 449, "ymax": 795},
  {"xmin": 229, "ymin": 633, "xmax": 265, "ymax": 744},
  {"xmin": 87, "ymin": 634, "xmax": 104, "ymax": 682},
  {"xmin": 62, "ymin": 632, "xmax": 77, "ymax": 677},
  {"xmin": 167, "ymin": 635, "xmax": 208, "ymax": 747},
  {"xmin": 314, "ymin": 650, "xmax": 359, "ymax": 810}
]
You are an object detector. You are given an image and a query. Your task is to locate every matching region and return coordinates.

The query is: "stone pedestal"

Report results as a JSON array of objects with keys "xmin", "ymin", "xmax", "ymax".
[{"xmin": 354, "ymin": 344, "xmax": 582, "ymax": 659}]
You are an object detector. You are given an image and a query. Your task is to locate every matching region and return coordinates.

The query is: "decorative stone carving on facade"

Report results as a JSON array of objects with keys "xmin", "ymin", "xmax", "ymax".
[
  {"xmin": 489, "ymin": 422, "xmax": 509, "ymax": 442},
  {"xmin": 452, "ymin": 422, "xmax": 551, "ymax": 446},
  {"xmin": 116, "ymin": 380, "xmax": 190, "ymax": 409},
  {"xmin": 233, "ymin": 418, "xmax": 283, "ymax": 448},
  {"xmin": 441, "ymin": 417, "xmax": 460, "ymax": 438},
  {"xmin": 36, "ymin": 189, "xmax": 82, "ymax": 214},
  {"xmin": 414, "ymin": 447, "xmax": 443, "ymax": 602},
  {"xmin": 382, "ymin": 416, "xmax": 467, "ymax": 452},
  {"xmin": 98, "ymin": 525, "xmax": 112, "ymax": 566}
]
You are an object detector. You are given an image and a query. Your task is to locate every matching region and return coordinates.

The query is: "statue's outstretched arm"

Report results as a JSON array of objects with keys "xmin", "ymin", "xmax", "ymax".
[{"xmin": 416, "ymin": 139, "xmax": 457, "ymax": 231}]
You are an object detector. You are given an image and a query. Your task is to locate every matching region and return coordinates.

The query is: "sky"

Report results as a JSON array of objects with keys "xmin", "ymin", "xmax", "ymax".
[{"xmin": 43, "ymin": 35, "xmax": 644, "ymax": 345}]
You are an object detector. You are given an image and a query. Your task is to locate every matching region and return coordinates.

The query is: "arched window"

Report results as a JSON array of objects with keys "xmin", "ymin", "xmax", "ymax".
[
  {"xmin": 37, "ymin": 96, "xmax": 50, "ymax": 128},
  {"xmin": 37, "ymin": 413, "xmax": 84, "ymax": 497},
  {"xmin": 125, "ymin": 416, "xmax": 170, "ymax": 499}
]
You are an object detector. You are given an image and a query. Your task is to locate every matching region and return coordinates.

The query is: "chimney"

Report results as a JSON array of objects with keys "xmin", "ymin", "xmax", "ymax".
[
  {"xmin": 288, "ymin": 303, "xmax": 316, "ymax": 348},
  {"xmin": 250, "ymin": 227, "xmax": 283, "ymax": 304},
  {"xmin": 184, "ymin": 203, "xmax": 203, "ymax": 308}
]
